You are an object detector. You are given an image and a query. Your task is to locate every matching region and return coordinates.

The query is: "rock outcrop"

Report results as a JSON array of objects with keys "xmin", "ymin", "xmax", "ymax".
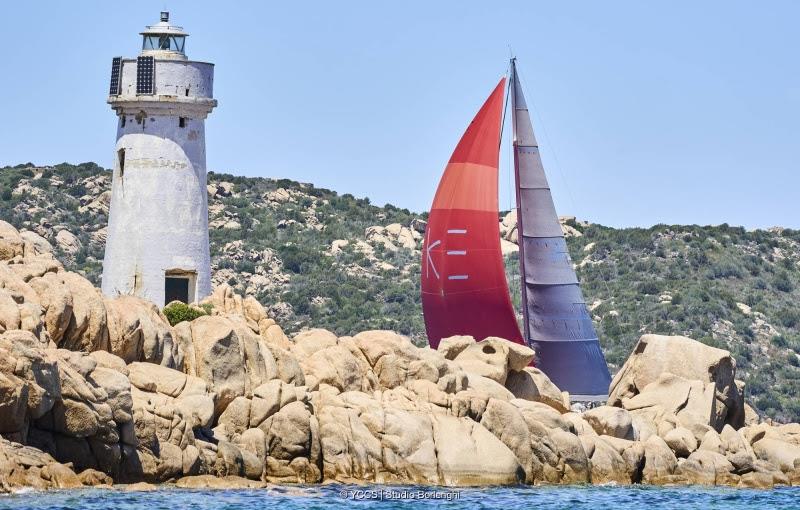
[
  {"xmin": 3, "ymin": 220, "xmax": 800, "ymax": 490},
  {"xmin": 609, "ymin": 334, "xmax": 745, "ymax": 434}
]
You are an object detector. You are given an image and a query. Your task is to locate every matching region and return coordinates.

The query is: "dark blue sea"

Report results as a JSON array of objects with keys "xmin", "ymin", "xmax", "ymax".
[{"xmin": 1, "ymin": 484, "xmax": 798, "ymax": 509}]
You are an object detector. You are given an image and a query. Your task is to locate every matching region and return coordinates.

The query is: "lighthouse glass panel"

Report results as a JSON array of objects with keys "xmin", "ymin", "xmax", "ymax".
[{"xmin": 142, "ymin": 35, "xmax": 185, "ymax": 54}]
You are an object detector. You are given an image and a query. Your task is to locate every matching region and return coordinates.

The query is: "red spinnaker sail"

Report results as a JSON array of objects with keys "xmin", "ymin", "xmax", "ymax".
[{"xmin": 422, "ymin": 78, "xmax": 524, "ymax": 349}]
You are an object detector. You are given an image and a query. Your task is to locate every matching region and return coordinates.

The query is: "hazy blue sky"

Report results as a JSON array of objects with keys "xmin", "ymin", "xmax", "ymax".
[{"xmin": 1, "ymin": 1, "xmax": 798, "ymax": 228}]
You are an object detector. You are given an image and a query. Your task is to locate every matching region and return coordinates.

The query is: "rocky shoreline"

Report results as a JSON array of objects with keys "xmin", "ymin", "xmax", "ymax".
[{"xmin": 1, "ymin": 220, "xmax": 800, "ymax": 492}]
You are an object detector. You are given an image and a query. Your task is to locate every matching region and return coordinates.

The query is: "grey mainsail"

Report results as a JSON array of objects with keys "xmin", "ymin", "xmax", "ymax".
[{"xmin": 510, "ymin": 59, "xmax": 611, "ymax": 400}]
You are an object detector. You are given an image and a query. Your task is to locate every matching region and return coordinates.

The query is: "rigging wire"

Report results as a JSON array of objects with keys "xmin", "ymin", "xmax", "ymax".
[
  {"xmin": 502, "ymin": 57, "xmax": 523, "ymax": 325},
  {"xmin": 515, "ymin": 64, "xmax": 579, "ymax": 218},
  {"xmin": 509, "ymin": 63, "xmax": 516, "ymax": 212},
  {"xmin": 499, "ymin": 61, "xmax": 514, "ymax": 212},
  {"xmin": 498, "ymin": 64, "xmax": 511, "ymax": 154}
]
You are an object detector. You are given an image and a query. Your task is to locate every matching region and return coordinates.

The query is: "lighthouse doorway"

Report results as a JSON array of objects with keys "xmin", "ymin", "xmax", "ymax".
[{"xmin": 164, "ymin": 270, "xmax": 196, "ymax": 304}]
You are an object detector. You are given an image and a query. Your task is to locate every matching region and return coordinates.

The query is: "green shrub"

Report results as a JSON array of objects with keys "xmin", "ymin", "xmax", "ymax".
[
  {"xmin": 772, "ymin": 335, "xmax": 789, "ymax": 348},
  {"xmin": 637, "ymin": 281, "xmax": 660, "ymax": 295},
  {"xmin": 163, "ymin": 302, "xmax": 208, "ymax": 326},
  {"xmin": 773, "ymin": 270, "xmax": 794, "ymax": 292}
]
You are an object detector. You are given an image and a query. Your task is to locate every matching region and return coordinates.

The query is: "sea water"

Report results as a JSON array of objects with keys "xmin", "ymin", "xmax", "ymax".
[{"xmin": 1, "ymin": 485, "xmax": 799, "ymax": 510}]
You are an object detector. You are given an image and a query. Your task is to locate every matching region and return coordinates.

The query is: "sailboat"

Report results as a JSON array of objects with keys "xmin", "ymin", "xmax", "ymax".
[{"xmin": 421, "ymin": 59, "xmax": 612, "ymax": 400}]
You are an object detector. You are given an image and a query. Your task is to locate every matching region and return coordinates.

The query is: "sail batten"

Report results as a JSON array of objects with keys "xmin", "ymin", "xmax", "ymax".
[
  {"xmin": 511, "ymin": 59, "xmax": 612, "ymax": 399},
  {"xmin": 421, "ymin": 78, "xmax": 524, "ymax": 348}
]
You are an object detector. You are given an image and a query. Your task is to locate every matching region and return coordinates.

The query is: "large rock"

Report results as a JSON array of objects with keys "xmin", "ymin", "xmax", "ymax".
[
  {"xmin": 512, "ymin": 399, "xmax": 571, "ymax": 432},
  {"xmin": 505, "ymin": 367, "xmax": 567, "ymax": 413},
  {"xmin": 583, "ymin": 406, "xmax": 634, "ymax": 440},
  {"xmin": 105, "ymin": 296, "xmax": 177, "ymax": 367},
  {"xmin": 0, "ymin": 437, "xmax": 85, "ymax": 492},
  {"xmin": 199, "ymin": 284, "xmax": 246, "ymax": 319},
  {"xmin": 431, "ymin": 414, "xmax": 524, "ymax": 485},
  {"xmin": 453, "ymin": 337, "xmax": 534, "ymax": 385},
  {"xmin": 0, "ymin": 333, "xmax": 61, "ymax": 433},
  {"xmin": 259, "ymin": 320, "xmax": 291, "ymax": 350},
  {"xmin": 641, "ymin": 435, "xmax": 677, "ymax": 484},
  {"xmin": 752, "ymin": 438, "xmax": 800, "ymax": 473},
  {"xmin": 292, "ymin": 329, "xmax": 338, "ymax": 358},
  {"xmin": 687, "ymin": 449, "xmax": 734, "ymax": 477},
  {"xmin": 609, "ymin": 335, "xmax": 742, "ymax": 431},
  {"xmin": 181, "ymin": 316, "xmax": 274, "ymax": 415},
  {"xmin": 88, "ymin": 365, "xmax": 132, "ymax": 424},
  {"xmin": 0, "ymin": 221, "xmax": 25, "ymax": 261},
  {"xmin": 664, "ymin": 426, "xmax": 698, "ymax": 458},
  {"xmin": 437, "ymin": 335, "xmax": 474, "ymax": 360},
  {"xmin": 315, "ymin": 393, "xmax": 398, "ymax": 482},
  {"xmin": 738, "ymin": 471, "xmax": 775, "ymax": 488},
  {"xmin": 261, "ymin": 400, "xmax": 320, "ymax": 483},
  {"xmin": 562, "ymin": 412, "xmax": 597, "ymax": 436},
  {"xmin": 19, "ymin": 230, "xmax": 53, "ymax": 257},
  {"xmin": 0, "ymin": 371, "xmax": 29, "ymax": 433},
  {"xmin": 352, "ymin": 330, "xmax": 418, "ymax": 367},
  {"xmin": 480, "ymin": 398, "xmax": 542, "ymax": 483},
  {"xmin": 27, "ymin": 273, "xmax": 72, "ymax": 344},
  {"xmin": 675, "ymin": 457, "xmax": 716, "ymax": 485},
  {"xmin": 128, "ymin": 362, "xmax": 204, "ymax": 398},
  {"xmin": 349, "ymin": 330, "xmax": 441, "ymax": 391},
  {"xmin": 622, "ymin": 373, "xmax": 726, "ymax": 438},
  {"xmin": 467, "ymin": 374, "xmax": 514, "ymax": 402},
  {"xmin": 175, "ymin": 474, "xmax": 266, "ymax": 489},
  {"xmin": 57, "ymin": 273, "xmax": 109, "ymax": 353},
  {"xmin": 548, "ymin": 428, "xmax": 591, "ymax": 483},
  {"xmin": 55, "ymin": 230, "xmax": 81, "ymax": 255},
  {"xmin": 300, "ymin": 344, "xmax": 371, "ymax": 392},
  {"xmin": 580, "ymin": 435, "xmax": 630, "ymax": 484},
  {"xmin": 315, "ymin": 394, "xmax": 382, "ymax": 482},
  {"xmin": 0, "ymin": 345, "xmax": 133, "ymax": 479},
  {"xmin": 0, "ymin": 290, "xmax": 21, "ymax": 334}
]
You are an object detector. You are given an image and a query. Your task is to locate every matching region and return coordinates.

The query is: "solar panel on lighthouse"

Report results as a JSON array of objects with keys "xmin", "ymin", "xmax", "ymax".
[
  {"xmin": 109, "ymin": 57, "xmax": 122, "ymax": 95},
  {"xmin": 136, "ymin": 56, "xmax": 155, "ymax": 95}
]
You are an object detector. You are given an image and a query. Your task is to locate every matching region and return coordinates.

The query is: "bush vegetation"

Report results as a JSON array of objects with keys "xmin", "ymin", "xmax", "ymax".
[{"xmin": 162, "ymin": 301, "xmax": 208, "ymax": 326}]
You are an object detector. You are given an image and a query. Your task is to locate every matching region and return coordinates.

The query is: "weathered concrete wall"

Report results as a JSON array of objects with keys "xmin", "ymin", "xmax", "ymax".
[
  {"xmin": 102, "ymin": 57, "xmax": 215, "ymax": 307},
  {"xmin": 117, "ymin": 59, "xmax": 214, "ymax": 98}
]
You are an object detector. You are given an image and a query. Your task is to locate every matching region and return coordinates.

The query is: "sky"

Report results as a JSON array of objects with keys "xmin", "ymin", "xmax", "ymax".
[{"xmin": 1, "ymin": 1, "xmax": 798, "ymax": 229}]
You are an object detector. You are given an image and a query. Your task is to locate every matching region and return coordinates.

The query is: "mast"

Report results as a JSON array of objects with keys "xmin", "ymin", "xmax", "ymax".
[
  {"xmin": 509, "ymin": 59, "xmax": 612, "ymax": 400},
  {"xmin": 510, "ymin": 58, "xmax": 531, "ymax": 345}
]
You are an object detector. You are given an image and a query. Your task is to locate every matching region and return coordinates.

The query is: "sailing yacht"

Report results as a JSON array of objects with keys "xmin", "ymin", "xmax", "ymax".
[{"xmin": 421, "ymin": 59, "xmax": 612, "ymax": 400}]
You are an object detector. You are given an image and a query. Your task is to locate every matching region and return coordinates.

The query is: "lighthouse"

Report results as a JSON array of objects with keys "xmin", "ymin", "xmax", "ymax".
[{"xmin": 102, "ymin": 12, "xmax": 217, "ymax": 307}]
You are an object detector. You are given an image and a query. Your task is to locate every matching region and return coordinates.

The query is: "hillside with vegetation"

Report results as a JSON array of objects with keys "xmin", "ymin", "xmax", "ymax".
[{"xmin": 2, "ymin": 162, "xmax": 800, "ymax": 423}]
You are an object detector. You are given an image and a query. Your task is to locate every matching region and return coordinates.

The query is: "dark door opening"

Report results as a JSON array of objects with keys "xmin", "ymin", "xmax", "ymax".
[{"xmin": 165, "ymin": 276, "xmax": 189, "ymax": 304}]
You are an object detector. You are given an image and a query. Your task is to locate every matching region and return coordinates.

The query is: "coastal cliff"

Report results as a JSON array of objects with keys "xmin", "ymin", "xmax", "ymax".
[{"xmin": 1, "ymin": 221, "xmax": 800, "ymax": 491}]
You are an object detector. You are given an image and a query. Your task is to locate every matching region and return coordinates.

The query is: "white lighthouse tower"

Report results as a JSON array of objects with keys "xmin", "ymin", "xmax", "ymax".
[{"xmin": 102, "ymin": 12, "xmax": 217, "ymax": 307}]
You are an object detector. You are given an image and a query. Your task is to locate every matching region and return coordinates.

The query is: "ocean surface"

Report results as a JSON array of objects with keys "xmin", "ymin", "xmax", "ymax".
[{"xmin": 1, "ymin": 484, "xmax": 799, "ymax": 510}]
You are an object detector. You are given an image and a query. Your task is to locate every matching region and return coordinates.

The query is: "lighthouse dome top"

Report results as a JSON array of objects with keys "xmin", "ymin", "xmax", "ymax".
[{"xmin": 140, "ymin": 12, "xmax": 189, "ymax": 60}]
